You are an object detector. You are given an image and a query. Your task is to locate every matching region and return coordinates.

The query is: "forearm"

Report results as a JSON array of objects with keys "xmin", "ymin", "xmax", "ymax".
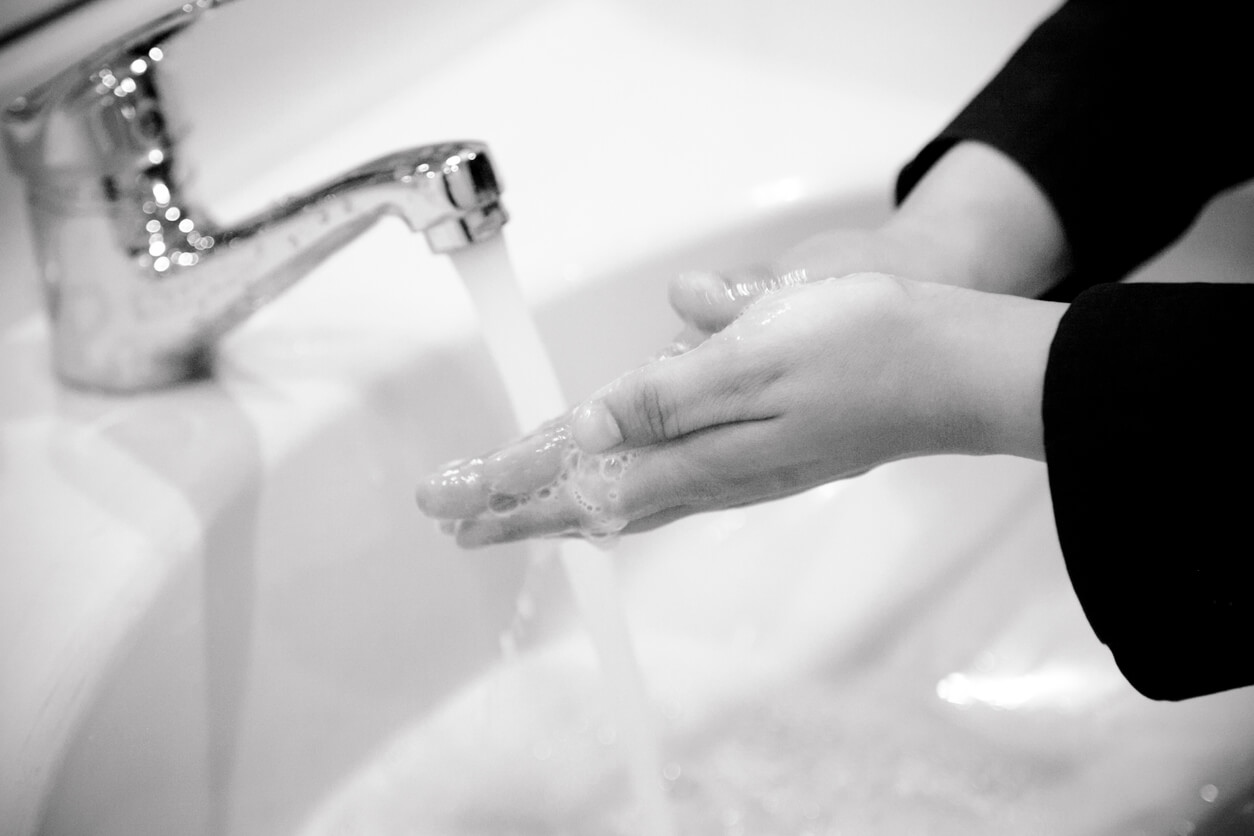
[
  {"xmin": 896, "ymin": 2, "xmax": 1254, "ymax": 293},
  {"xmin": 884, "ymin": 141, "xmax": 1072, "ymax": 299}
]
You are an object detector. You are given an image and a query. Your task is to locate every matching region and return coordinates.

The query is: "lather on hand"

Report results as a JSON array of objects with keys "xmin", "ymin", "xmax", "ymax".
[{"xmin": 415, "ymin": 270, "xmax": 1065, "ymax": 548}]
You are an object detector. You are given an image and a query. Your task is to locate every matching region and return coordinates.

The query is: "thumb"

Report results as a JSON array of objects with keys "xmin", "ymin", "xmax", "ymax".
[
  {"xmin": 569, "ymin": 341, "xmax": 771, "ymax": 454},
  {"xmin": 669, "ymin": 266, "xmax": 810, "ymax": 333}
]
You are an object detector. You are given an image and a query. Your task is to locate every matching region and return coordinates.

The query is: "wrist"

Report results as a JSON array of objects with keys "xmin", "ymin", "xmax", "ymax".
[{"xmin": 901, "ymin": 280, "xmax": 1066, "ymax": 461}]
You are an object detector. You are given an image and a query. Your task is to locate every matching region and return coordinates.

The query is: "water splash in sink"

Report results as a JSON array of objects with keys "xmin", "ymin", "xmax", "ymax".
[{"xmin": 448, "ymin": 234, "xmax": 675, "ymax": 836}]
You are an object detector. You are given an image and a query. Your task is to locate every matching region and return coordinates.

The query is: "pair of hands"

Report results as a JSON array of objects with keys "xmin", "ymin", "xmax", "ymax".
[
  {"xmin": 415, "ymin": 221, "xmax": 1067, "ymax": 548},
  {"xmin": 416, "ymin": 142, "xmax": 1074, "ymax": 547}
]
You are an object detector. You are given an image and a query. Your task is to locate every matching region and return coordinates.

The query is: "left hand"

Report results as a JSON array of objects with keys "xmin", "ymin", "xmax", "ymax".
[{"xmin": 415, "ymin": 273, "xmax": 1064, "ymax": 548}]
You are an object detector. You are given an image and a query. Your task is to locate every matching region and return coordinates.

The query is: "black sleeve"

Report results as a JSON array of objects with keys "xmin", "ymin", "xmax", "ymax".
[
  {"xmin": 1044, "ymin": 282, "xmax": 1254, "ymax": 700},
  {"xmin": 895, "ymin": 0, "xmax": 1254, "ymax": 299},
  {"xmin": 895, "ymin": 1, "xmax": 1254, "ymax": 699}
]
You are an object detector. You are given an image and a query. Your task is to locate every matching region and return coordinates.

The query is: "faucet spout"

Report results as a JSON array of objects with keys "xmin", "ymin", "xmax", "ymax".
[
  {"xmin": 203, "ymin": 141, "xmax": 507, "ymax": 331},
  {"xmin": 1, "ymin": 1, "xmax": 506, "ymax": 392}
]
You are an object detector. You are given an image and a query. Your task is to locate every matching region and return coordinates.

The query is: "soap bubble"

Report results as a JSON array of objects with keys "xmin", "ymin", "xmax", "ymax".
[{"xmin": 483, "ymin": 434, "xmax": 635, "ymax": 540}]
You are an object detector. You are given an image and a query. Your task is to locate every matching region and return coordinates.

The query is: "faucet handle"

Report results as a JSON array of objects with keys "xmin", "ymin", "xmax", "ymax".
[{"xmin": 2, "ymin": 0, "xmax": 232, "ymax": 201}]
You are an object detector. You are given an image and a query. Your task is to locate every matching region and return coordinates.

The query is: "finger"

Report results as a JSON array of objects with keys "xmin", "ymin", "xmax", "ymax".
[
  {"xmin": 565, "ymin": 419, "xmax": 790, "ymax": 530},
  {"xmin": 668, "ymin": 265, "xmax": 811, "ymax": 333},
  {"xmin": 456, "ymin": 444, "xmax": 642, "ymax": 546},
  {"xmin": 569, "ymin": 340, "xmax": 780, "ymax": 455},
  {"xmin": 613, "ymin": 424, "xmax": 784, "ymax": 516},
  {"xmin": 452, "ymin": 440, "xmax": 700, "ymax": 547},
  {"xmin": 668, "ymin": 268, "xmax": 768, "ymax": 333},
  {"xmin": 454, "ymin": 492, "xmax": 586, "ymax": 548},
  {"xmin": 416, "ymin": 416, "xmax": 575, "ymax": 519},
  {"xmin": 415, "ymin": 457, "xmax": 489, "ymax": 519},
  {"xmin": 459, "ymin": 414, "xmax": 823, "ymax": 547},
  {"xmin": 481, "ymin": 418, "xmax": 572, "ymax": 495}
]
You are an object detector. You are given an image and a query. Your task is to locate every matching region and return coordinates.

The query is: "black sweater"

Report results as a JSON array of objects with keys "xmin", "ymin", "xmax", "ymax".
[{"xmin": 897, "ymin": 0, "xmax": 1254, "ymax": 700}]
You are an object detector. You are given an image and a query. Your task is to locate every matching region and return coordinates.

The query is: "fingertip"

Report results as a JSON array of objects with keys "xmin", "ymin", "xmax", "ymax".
[
  {"xmin": 671, "ymin": 270, "xmax": 729, "ymax": 303},
  {"xmin": 455, "ymin": 526, "xmax": 494, "ymax": 549},
  {"xmin": 455, "ymin": 519, "xmax": 521, "ymax": 549},
  {"xmin": 570, "ymin": 399, "xmax": 624, "ymax": 454},
  {"xmin": 671, "ymin": 266, "xmax": 786, "ymax": 332},
  {"xmin": 670, "ymin": 270, "xmax": 737, "ymax": 333},
  {"xmin": 415, "ymin": 457, "xmax": 488, "ymax": 519},
  {"xmin": 414, "ymin": 474, "xmax": 446, "ymax": 515}
]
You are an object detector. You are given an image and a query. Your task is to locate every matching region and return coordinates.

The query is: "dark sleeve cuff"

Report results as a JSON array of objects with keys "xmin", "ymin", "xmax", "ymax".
[
  {"xmin": 1043, "ymin": 282, "xmax": 1254, "ymax": 699},
  {"xmin": 896, "ymin": 0, "xmax": 1254, "ymax": 297}
]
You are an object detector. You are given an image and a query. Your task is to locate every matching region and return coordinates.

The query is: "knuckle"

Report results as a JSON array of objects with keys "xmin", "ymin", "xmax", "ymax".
[{"xmin": 632, "ymin": 377, "xmax": 681, "ymax": 441}]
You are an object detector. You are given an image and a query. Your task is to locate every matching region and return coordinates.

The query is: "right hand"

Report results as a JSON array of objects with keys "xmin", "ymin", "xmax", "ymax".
[
  {"xmin": 668, "ymin": 226, "xmax": 941, "ymax": 337},
  {"xmin": 669, "ymin": 140, "xmax": 1074, "ymax": 338}
]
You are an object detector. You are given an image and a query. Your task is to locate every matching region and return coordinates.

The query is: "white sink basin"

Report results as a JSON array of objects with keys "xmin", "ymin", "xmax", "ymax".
[{"xmin": 4, "ymin": 1, "xmax": 1254, "ymax": 834}]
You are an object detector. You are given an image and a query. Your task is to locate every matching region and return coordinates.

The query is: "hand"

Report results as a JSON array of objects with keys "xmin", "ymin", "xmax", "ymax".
[
  {"xmin": 667, "ymin": 228, "xmax": 930, "ymax": 336},
  {"xmin": 415, "ymin": 274, "xmax": 1065, "ymax": 547},
  {"xmin": 669, "ymin": 142, "xmax": 1073, "ymax": 339}
]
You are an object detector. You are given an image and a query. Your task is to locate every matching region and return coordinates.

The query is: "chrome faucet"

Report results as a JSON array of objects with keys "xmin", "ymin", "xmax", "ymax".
[{"xmin": 2, "ymin": 0, "xmax": 507, "ymax": 392}]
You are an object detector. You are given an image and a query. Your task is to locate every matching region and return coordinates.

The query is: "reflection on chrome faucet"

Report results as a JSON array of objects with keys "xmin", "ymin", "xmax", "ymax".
[{"xmin": 1, "ymin": 0, "xmax": 507, "ymax": 392}]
